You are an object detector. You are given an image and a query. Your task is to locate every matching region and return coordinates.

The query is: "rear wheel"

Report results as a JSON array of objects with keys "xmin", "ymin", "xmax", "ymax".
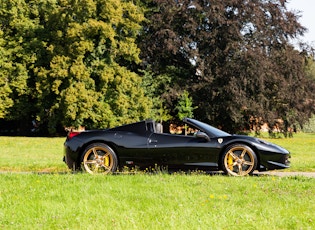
[
  {"xmin": 221, "ymin": 144, "xmax": 257, "ymax": 176},
  {"xmin": 81, "ymin": 143, "xmax": 118, "ymax": 174}
]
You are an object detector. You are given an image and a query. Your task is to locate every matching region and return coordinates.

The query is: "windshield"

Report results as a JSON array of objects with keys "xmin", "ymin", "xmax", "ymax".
[{"xmin": 184, "ymin": 118, "xmax": 231, "ymax": 138}]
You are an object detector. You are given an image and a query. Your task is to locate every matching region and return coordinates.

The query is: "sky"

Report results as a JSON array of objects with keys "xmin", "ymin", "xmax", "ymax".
[{"xmin": 287, "ymin": 0, "xmax": 315, "ymax": 45}]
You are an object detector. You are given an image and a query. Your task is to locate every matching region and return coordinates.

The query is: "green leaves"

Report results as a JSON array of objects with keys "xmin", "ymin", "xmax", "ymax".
[
  {"xmin": 140, "ymin": 0, "xmax": 315, "ymax": 132},
  {"xmin": 0, "ymin": 0, "xmax": 152, "ymax": 134},
  {"xmin": 176, "ymin": 90, "xmax": 196, "ymax": 121},
  {"xmin": 1, "ymin": 0, "xmax": 314, "ymax": 135}
]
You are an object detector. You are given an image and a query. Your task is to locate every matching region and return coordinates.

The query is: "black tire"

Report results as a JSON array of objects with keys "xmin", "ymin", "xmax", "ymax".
[
  {"xmin": 81, "ymin": 143, "xmax": 118, "ymax": 174},
  {"xmin": 221, "ymin": 144, "xmax": 257, "ymax": 176}
]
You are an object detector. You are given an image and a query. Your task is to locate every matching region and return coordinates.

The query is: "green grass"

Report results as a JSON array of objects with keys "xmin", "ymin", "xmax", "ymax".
[
  {"xmin": 1, "ymin": 173, "xmax": 315, "ymax": 230},
  {"xmin": 0, "ymin": 134, "xmax": 314, "ymax": 229},
  {"xmin": 0, "ymin": 137, "xmax": 67, "ymax": 172}
]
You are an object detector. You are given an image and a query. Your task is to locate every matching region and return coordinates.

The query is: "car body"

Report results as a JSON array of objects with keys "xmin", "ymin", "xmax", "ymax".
[{"xmin": 64, "ymin": 118, "xmax": 290, "ymax": 176}]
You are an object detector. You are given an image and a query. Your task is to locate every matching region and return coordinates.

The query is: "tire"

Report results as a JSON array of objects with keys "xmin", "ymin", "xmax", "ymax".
[
  {"xmin": 221, "ymin": 144, "xmax": 257, "ymax": 176},
  {"xmin": 81, "ymin": 143, "xmax": 118, "ymax": 174}
]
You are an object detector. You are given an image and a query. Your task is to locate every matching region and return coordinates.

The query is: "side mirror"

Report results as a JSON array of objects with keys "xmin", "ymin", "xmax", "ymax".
[{"xmin": 195, "ymin": 131, "xmax": 210, "ymax": 142}]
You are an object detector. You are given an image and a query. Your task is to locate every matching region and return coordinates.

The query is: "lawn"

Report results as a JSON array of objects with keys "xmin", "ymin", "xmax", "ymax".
[
  {"xmin": 1, "ymin": 173, "xmax": 315, "ymax": 229},
  {"xmin": 0, "ymin": 137, "xmax": 67, "ymax": 172},
  {"xmin": 0, "ymin": 134, "xmax": 314, "ymax": 229}
]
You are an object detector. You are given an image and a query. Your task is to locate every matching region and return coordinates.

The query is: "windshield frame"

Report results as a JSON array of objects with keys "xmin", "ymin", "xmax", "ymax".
[{"xmin": 183, "ymin": 118, "xmax": 231, "ymax": 138}]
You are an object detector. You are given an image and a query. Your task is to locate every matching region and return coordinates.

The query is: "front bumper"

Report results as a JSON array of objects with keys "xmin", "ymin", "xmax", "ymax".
[{"xmin": 259, "ymin": 152, "xmax": 291, "ymax": 171}]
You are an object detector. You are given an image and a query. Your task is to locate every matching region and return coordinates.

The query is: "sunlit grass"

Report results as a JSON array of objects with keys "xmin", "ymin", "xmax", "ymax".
[
  {"xmin": 0, "ymin": 173, "xmax": 314, "ymax": 229},
  {"xmin": 0, "ymin": 134, "xmax": 314, "ymax": 229},
  {"xmin": 0, "ymin": 137, "xmax": 68, "ymax": 172}
]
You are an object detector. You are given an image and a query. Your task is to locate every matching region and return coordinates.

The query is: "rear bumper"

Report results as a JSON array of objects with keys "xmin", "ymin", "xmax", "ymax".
[
  {"xmin": 63, "ymin": 150, "xmax": 78, "ymax": 170},
  {"xmin": 64, "ymin": 140, "xmax": 83, "ymax": 170}
]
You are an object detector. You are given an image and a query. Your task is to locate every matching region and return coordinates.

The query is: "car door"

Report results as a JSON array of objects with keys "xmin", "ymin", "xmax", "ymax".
[
  {"xmin": 112, "ymin": 131, "xmax": 154, "ymax": 167},
  {"xmin": 147, "ymin": 133, "xmax": 220, "ymax": 169}
]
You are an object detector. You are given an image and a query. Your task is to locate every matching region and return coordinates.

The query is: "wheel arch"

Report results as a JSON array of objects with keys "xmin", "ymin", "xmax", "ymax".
[
  {"xmin": 218, "ymin": 141, "xmax": 261, "ymax": 171},
  {"xmin": 76, "ymin": 140, "xmax": 121, "ymax": 167}
]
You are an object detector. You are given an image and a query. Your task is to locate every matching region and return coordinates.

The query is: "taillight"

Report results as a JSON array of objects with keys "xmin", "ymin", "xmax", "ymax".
[{"xmin": 68, "ymin": 131, "xmax": 81, "ymax": 139}]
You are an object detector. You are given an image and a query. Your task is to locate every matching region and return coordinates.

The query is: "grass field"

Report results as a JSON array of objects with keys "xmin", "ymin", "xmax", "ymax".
[
  {"xmin": 1, "ymin": 173, "xmax": 315, "ymax": 229},
  {"xmin": 0, "ymin": 133, "xmax": 314, "ymax": 229},
  {"xmin": 0, "ymin": 137, "xmax": 67, "ymax": 172}
]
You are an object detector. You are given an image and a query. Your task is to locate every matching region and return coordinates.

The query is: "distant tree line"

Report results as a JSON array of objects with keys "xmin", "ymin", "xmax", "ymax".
[{"xmin": 0, "ymin": 0, "xmax": 314, "ymax": 135}]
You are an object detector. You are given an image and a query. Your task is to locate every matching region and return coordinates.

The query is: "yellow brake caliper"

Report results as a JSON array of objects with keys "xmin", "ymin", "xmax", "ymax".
[
  {"xmin": 104, "ymin": 155, "xmax": 110, "ymax": 167},
  {"xmin": 227, "ymin": 154, "xmax": 234, "ymax": 170}
]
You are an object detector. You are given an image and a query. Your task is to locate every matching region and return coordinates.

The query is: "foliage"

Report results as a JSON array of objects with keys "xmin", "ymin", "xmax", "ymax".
[
  {"xmin": 175, "ymin": 90, "xmax": 196, "ymax": 120},
  {"xmin": 0, "ymin": 0, "xmax": 36, "ymax": 122},
  {"xmin": 0, "ymin": 0, "xmax": 153, "ymax": 134},
  {"xmin": 302, "ymin": 115, "xmax": 315, "ymax": 133},
  {"xmin": 139, "ymin": 0, "xmax": 315, "ymax": 133},
  {"xmin": 304, "ymin": 56, "xmax": 315, "ymax": 80},
  {"xmin": 1, "ymin": 0, "xmax": 315, "ymax": 135},
  {"xmin": 141, "ymin": 69, "xmax": 172, "ymax": 123}
]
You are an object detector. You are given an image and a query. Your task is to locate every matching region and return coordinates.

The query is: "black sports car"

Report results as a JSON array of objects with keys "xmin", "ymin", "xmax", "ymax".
[{"xmin": 64, "ymin": 118, "xmax": 290, "ymax": 176}]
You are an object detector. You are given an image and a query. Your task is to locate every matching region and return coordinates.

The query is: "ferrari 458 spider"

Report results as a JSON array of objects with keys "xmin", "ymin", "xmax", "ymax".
[{"xmin": 64, "ymin": 118, "xmax": 290, "ymax": 176}]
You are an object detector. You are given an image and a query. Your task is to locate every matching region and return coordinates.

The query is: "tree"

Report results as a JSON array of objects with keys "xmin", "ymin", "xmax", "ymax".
[
  {"xmin": 176, "ymin": 90, "xmax": 195, "ymax": 120},
  {"xmin": 175, "ymin": 90, "xmax": 196, "ymax": 135},
  {"xmin": 304, "ymin": 56, "xmax": 315, "ymax": 81},
  {"xmin": 141, "ymin": 68, "xmax": 172, "ymax": 123},
  {"xmin": 0, "ymin": 0, "xmax": 153, "ymax": 134},
  {"xmin": 0, "ymin": 33, "xmax": 13, "ymax": 118},
  {"xmin": 139, "ymin": 0, "xmax": 315, "ymax": 132},
  {"xmin": 0, "ymin": 0, "xmax": 40, "ymax": 133},
  {"xmin": 35, "ymin": 0, "xmax": 154, "ymax": 133}
]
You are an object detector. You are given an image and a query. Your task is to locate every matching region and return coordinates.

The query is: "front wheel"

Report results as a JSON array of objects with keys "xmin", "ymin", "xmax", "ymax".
[
  {"xmin": 81, "ymin": 143, "xmax": 118, "ymax": 174},
  {"xmin": 221, "ymin": 144, "xmax": 257, "ymax": 176}
]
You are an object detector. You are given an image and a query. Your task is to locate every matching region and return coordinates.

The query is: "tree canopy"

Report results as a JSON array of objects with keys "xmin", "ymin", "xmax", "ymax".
[
  {"xmin": 0, "ymin": 0, "xmax": 153, "ymax": 134},
  {"xmin": 139, "ymin": 0, "xmax": 315, "ymax": 132},
  {"xmin": 0, "ymin": 0, "xmax": 314, "ymax": 135}
]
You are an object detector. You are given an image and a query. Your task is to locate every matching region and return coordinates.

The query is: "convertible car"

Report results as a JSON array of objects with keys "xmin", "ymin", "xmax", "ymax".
[{"xmin": 64, "ymin": 118, "xmax": 290, "ymax": 176}]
